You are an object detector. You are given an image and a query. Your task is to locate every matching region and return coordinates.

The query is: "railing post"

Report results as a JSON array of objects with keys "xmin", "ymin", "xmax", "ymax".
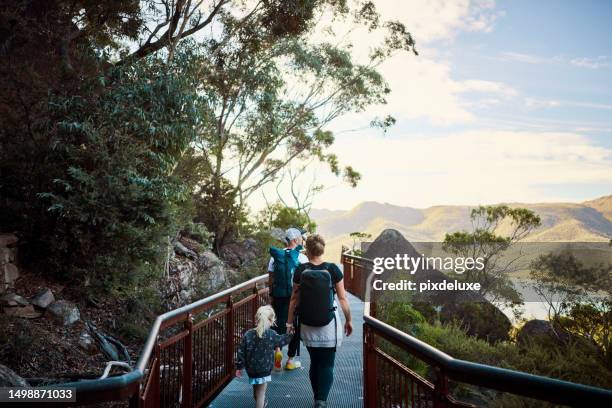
[
  {"xmin": 434, "ymin": 367, "xmax": 450, "ymax": 408},
  {"xmin": 363, "ymin": 324, "xmax": 378, "ymax": 408},
  {"xmin": 182, "ymin": 313, "xmax": 193, "ymax": 408},
  {"xmin": 150, "ymin": 343, "xmax": 161, "ymax": 408},
  {"xmin": 129, "ymin": 391, "xmax": 140, "ymax": 408},
  {"xmin": 349, "ymin": 258, "xmax": 354, "ymax": 294},
  {"xmin": 252, "ymin": 284, "xmax": 259, "ymax": 325},
  {"xmin": 226, "ymin": 296, "xmax": 235, "ymax": 377}
]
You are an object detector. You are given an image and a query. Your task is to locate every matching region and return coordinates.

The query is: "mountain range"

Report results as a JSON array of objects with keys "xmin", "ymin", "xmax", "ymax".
[{"xmin": 310, "ymin": 195, "xmax": 612, "ymax": 261}]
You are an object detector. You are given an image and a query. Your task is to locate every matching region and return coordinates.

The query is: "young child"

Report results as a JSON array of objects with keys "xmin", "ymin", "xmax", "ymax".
[{"xmin": 236, "ymin": 305, "xmax": 292, "ymax": 408}]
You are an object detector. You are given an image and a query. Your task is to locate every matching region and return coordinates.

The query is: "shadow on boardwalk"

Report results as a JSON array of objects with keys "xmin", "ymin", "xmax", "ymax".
[{"xmin": 209, "ymin": 293, "xmax": 364, "ymax": 408}]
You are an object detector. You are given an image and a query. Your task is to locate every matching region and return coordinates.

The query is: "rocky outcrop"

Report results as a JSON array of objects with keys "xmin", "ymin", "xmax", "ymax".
[
  {"xmin": 365, "ymin": 229, "xmax": 511, "ymax": 342},
  {"xmin": 47, "ymin": 300, "xmax": 80, "ymax": 325},
  {"xmin": 163, "ymin": 235, "xmax": 264, "ymax": 308},
  {"xmin": 174, "ymin": 240, "xmax": 198, "ymax": 260},
  {"xmin": 1, "ymin": 292, "xmax": 29, "ymax": 307},
  {"xmin": 220, "ymin": 238, "xmax": 259, "ymax": 269},
  {"xmin": 1, "ymin": 286, "xmax": 81, "ymax": 326},
  {"xmin": 365, "ymin": 229, "xmax": 483, "ymax": 302},
  {"xmin": 196, "ymin": 249, "xmax": 229, "ymax": 290},
  {"xmin": 440, "ymin": 302, "xmax": 512, "ymax": 343},
  {"xmin": 1, "ymin": 233, "xmax": 19, "ymax": 293},
  {"xmin": 516, "ymin": 319, "xmax": 571, "ymax": 346},
  {"xmin": 1, "ymin": 291, "xmax": 41, "ymax": 318},
  {"xmin": 31, "ymin": 288, "xmax": 55, "ymax": 309},
  {"xmin": 162, "ymin": 237, "xmax": 234, "ymax": 307},
  {"xmin": 4, "ymin": 304, "xmax": 41, "ymax": 318}
]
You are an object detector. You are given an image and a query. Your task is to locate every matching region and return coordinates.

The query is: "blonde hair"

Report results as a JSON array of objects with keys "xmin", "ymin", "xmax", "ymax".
[
  {"xmin": 305, "ymin": 234, "xmax": 325, "ymax": 257},
  {"xmin": 255, "ymin": 305, "xmax": 276, "ymax": 338}
]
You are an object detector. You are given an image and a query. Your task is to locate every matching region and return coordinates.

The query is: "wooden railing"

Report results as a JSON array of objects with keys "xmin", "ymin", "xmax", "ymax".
[{"xmin": 340, "ymin": 247, "xmax": 612, "ymax": 408}]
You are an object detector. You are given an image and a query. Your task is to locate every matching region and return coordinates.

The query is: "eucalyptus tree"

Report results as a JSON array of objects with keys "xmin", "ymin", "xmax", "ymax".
[
  {"xmin": 443, "ymin": 205, "xmax": 542, "ymax": 305},
  {"xmin": 186, "ymin": 1, "xmax": 417, "ymax": 245}
]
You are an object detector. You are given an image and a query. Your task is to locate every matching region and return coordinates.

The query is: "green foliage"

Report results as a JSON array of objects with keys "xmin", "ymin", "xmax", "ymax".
[
  {"xmin": 259, "ymin": 203, "xmax": 317, "ymax": 233},
  {"xmin": 1, "ymin": 49, "xmax": 201, "ymax": 293},
  {"xmin": 184, "ymin": 2, "xmax": 416, "ymax": 243},
  {"xmin": 439, "ymin": 302, "xmax": 511, "ymax": 343},
  {"xmin": 558, "ymin": 302, "xmax": 612, "ymax": 363},
  {"xmin": 115, "ymin": 287, "xmax": 163, "ymax": 342},
  {"xmin": 531, "ymin": 252, "xmax": 612, "ymax": 294},
  {"xmin": 349, "ymin": 231, "xmax": 372, "ymax": 253},
  {"xmin": 376, "ymin": 302, "xmax": 425, "ymax": 336},
  {"xmin": 1, "ymin": 1, "xmax": 417, "ymax": 300},
  {"xmin": 443, "ymin": 205, "xmax": 541, "ymax": 303},
  {"xmin": 181, "ymin": 221, "xmax": 214, "ymax": 250},
  {"xmin": 530, "ymin": 252, "xmax": 612, "ymax": 360},
  {"xmin": 193, "ymin": 177, "xmax": 250, "ymax": 251},
  {"xmin": 377, "ymin": 305, "xmax": 612, "ymax": 405}
]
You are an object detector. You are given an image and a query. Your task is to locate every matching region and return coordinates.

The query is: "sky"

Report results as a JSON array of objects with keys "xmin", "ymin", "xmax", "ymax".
[{"xmin": 250, "ymin": 0, "xmax": 612, "ymax": 211}]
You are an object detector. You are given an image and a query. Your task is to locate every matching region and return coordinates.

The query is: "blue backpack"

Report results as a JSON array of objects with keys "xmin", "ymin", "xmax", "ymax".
[{"xmin": 269, "ymin": 246, "xmax": 302, "ymax": 298}]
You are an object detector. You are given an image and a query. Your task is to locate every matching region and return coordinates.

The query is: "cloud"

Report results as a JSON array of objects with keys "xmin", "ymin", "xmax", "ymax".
[
  {"xmin": 309, "ymin": 130, "xmax": 612, "ymax": 209},
  {"xmin": 372, "ymin": 0, "xmax": 500, "ymax": 43},
  {"xmin": 365, "ymin": 1, "xmax": 513, "ymax": 124},
  {"xmin": 501, "ymin": 52, "xmax": 612, "ymax": 70},
  {"xmin": 307, "ymin": 1, "xmax": 511, "ymax": 125},
  {"xmin": 455, "ymin": 79, "xmax": 518, "ymax": 97},
  {"xmin": 500, "ymin": 52, "xmax": 547, "ymax": 64},
  {"xmin": 524, "ymin": 98, "xmax": 562, "ymax": 109},
  {"xmin": 525, "ymin": 98, "xmax": 612, "ymax": 111},
  {"xmin": 374, "ymin": 53, "xmax": 518, "ymax": 124},
  {"xmin": 570, "ymin": 56, "xmax": 612, "ymax": 69}
]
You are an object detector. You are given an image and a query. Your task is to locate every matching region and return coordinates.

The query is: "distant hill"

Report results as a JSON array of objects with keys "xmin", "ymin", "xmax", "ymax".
[{"xmin": 313, "ymin": 195, "xmax": 612, "ymax": 260}]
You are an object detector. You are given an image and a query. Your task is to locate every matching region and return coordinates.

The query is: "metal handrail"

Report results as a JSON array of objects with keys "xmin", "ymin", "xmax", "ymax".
[
  {"xmin": 46, "ymin": 274, "xmax": 269, "ymax": 404},
  {"xmin": 136, "ymin": 274, "xmax": 267, "ymax": 373},
  {"xmin": 352, "ymin": 249, "xmax": 612, "ymax": 407}
]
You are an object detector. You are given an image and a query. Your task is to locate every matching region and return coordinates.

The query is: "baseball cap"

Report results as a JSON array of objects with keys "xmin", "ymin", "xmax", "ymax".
[{"xmin": 285, "ymin": 228, "xmax": 302, "ymax": 242}]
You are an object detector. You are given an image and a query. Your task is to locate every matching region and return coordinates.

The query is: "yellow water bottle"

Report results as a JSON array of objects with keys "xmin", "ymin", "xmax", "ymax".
[{"xmin": 274, "ymin": 349, "xmax": 282, "ymax": 371}]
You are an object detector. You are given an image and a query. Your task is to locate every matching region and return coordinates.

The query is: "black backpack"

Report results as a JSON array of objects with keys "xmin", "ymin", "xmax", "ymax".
[{"xmin": 299, "ymin": 263, "xmax": 337, "ymax": 327}]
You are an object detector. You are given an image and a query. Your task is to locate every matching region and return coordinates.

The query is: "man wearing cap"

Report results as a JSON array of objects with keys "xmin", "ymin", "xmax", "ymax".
[{"xmin": 268, "ymin": 227, "xmax": 308, "ymax": 369}]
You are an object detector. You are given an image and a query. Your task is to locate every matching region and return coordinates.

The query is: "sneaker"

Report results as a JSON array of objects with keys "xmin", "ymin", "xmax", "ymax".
[
  {"xmin": 285, "ymin": 359, "xmax": 301, "ymax": 370},
  {"xmin": 314, "ymin": 400, "xmax": 327, "ymax": 408}
]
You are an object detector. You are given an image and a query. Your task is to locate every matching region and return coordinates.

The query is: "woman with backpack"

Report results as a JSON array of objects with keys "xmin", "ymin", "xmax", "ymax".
[{"xmin": 286, "ymin": 234, "xmax": 353, "ymax": 408}]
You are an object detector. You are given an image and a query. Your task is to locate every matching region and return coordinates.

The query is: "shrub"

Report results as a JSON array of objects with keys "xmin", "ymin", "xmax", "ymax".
[
  {"xmin": 257, "ymin": 203, "xmax": 316, "ymax": 233},
  {"xmin": 1, "ymin": 48, "xmax": 202, "ymax": 294},
  {"xmin": 378, "ymin": 303, "xmax": 612, "ymax": 406},
  {"xmin": 194, "ymin": 177, "xmax": 247, "ymax": 251}
]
